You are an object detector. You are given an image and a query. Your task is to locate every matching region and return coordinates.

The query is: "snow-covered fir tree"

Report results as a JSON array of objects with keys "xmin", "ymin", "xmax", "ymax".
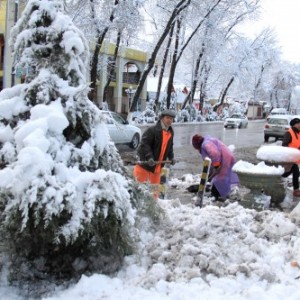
[
  {"xmin": 142, "ymin": 99, "xmax": 156, "ymax": 122},
  {"xmin": 159, "ymin": 93, "xmax": 176, "ymax": 114},
  {"xmin": 0, "ymin": 0, "xmax": 158, "ymax": 290}
]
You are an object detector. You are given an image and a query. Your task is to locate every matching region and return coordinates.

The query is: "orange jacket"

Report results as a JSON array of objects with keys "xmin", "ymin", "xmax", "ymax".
[{"xmin": 288, "ymin": 128, "xmax": 300, "ymax": 149}]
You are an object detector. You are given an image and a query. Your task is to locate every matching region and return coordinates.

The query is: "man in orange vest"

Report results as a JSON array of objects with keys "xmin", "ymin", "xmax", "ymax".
[
  {"xmin": 282, "ymin": 117, "xmax": 300, "ymax": 197},
  {"xmin": 133, "ymin": 109, "xmax": 176, "ymax": 197}
]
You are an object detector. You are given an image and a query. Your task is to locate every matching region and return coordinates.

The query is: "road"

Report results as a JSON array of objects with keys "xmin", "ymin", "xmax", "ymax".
[
  {"xmin": 120, "ymin": 120, "xmax": 266, "ymax": 179},
  {"xmin": 120, "ymin": 120, "xmax": 297, "ymax": 206},
  {"xmin": 139, "ymin": 119, "xmax": 266, "ymax": 149},
  {"xmin": 173, "ymin": 120, "xmax": 266, "ymax": 148}
]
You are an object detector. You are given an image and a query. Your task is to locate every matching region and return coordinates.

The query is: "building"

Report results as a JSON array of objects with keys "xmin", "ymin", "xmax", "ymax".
[
  {"xmin": 247, "ymin": 100, "xmax": 264, "ymax": 119},
  {"xmin": 94, "ymin": 40, "xmax": 148, "ymax": 114}
]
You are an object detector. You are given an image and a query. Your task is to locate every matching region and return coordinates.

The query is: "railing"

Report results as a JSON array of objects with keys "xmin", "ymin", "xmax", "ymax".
[{"xmin": 109, "ymin": 72, "xmax": 140, "ymax": 85}]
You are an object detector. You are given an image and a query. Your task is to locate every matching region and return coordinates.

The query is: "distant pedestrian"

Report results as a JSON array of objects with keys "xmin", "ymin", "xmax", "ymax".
[
  {"xmin": 192, "ymin": 134, "xmax": 239, "ymax": 201},
  {"xmin": 282, "ymin": 117, "xmax": 300, "ymax": 197},
  {"xmin": 133, "ymin": 109, "xmax": 176, "ymax": 198}
]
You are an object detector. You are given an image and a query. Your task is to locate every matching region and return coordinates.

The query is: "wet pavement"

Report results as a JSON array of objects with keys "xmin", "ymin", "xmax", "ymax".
[
  {"xmin": 118, "ymin": 144, "xmax": 261, "ymax": 206},
  {"xmin": 119, "ymin": 144, "xmax": 260, "ymax": 180}
]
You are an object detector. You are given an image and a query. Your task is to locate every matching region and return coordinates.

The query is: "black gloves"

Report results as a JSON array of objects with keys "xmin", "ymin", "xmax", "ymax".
[
  {"xmin": 148, "ymin": 158, "xmax": 156, "ymax": 166},
  {"xmin": 213, "ymin": 165, "xmax": 221, "ymax": 173},
  {"xmin": 208, "ymin": 165, "xmax": 221, "ymax": 181}
]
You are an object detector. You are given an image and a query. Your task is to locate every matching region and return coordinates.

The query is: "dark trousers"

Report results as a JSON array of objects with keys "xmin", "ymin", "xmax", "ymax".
[
  {"xmin": 282, "ymin": 164, "xmax": 299, "ymax": 190},
  {"xmin": 211, "ymin": 184, "xmax": 220, "ymax": 199}
]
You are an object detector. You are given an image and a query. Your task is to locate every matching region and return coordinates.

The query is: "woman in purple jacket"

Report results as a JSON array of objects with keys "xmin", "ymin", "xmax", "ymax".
[{"xmin": 192, "ymin": 134, "xmax": 239, "ymax": 201}]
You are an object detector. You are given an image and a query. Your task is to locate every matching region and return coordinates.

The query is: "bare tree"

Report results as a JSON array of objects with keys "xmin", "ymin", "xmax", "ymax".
[
  {"xmin": 89, "ymin": 0, "xmax": 120, "ymax": 101},
  {"xmin": 130, "ymin": 0, "xmax": 192, "ymax": 112},
  {"xmin": 154, "ymin": 23, "xmax": 175, "ymax": 108}
]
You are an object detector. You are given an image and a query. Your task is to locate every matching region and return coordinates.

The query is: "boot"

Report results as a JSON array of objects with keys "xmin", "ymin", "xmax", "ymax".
[{"xmin": 293, "ymin": 190, "xmax": 300, "ymax": 197}]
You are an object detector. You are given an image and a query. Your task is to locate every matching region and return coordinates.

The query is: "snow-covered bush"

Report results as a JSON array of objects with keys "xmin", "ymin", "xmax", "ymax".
[
  {"xmin": 135, "ymin": 99, "xmax": 157, "ymax": 124},
  {"xmin": 176, "ymin": 109, "xmax": 190, "ymax": 122},
  {"xmin": 0, "ymin": 0, "xmax": 161, "ymax": 287}
]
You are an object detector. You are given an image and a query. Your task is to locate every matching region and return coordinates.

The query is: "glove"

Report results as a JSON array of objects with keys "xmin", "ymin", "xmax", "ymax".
[
  {"xmin": 213, "ymin": 165, "xmax": 221, "ymax": 173},
  {"xmin": 148, "ymin": 158, "xmax": 156, "ymax": 166},
  {"xmin": 208, "ymin": 166, "xmax": 220, "ymax": 180},
  {"xmin": 171, "ymin": 159, "xmax": 176, "ymax": 166}
]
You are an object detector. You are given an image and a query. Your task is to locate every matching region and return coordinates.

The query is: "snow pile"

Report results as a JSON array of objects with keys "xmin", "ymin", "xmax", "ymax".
[
  {"xmin": 256, "ymin": 145, "xmax": 300, "ymax": 163},
  {"xmin": 39, "ymin": 201, "xmax": 300, "ymax": 300},
  {"xmin": 233, "ymin": 160, "xmax": 284, "ymax": 175}
]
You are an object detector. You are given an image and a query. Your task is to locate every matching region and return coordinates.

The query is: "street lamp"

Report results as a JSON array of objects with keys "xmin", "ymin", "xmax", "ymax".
[{"xmin": 125, "ymin": 86, "xmax": 136, "ymax": 112}]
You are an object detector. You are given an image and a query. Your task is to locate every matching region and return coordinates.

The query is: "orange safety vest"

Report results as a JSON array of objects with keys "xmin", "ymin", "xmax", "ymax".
[
  {"xmin": 155, "ymin": 130, "xmax": 172, "ymax": 173},
  {"xmin": 288, "ymin": 128, "xmax": 300, "ymax": 164},
  {"xmin": 288, "ymin": 128, "xmax": 300, "ymax": 149},
  {"xmin": 133, "ymin": 130, "xmax": 172, "ymax": 185}
]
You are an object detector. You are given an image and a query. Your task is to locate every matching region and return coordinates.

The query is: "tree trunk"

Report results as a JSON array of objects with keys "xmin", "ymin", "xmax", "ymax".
[
  {"xmin": 166, "ymin": 18, "xmax": 181, "ymax": 108},
  {"xmin": 103, "ymin": 31, "xmax": 121, "ymax": 103},
  {"xmin": 182, "ymin": 42, "xmax": 204, "ymax": 109},
  {"xmin": 89, "ymin": 0, "xmax": 119, "ymax": 102},
  {"xmin": 155, "ymin": 23, "xmax": 175, "ymax": 109},
  {"xmin": 217, "ymin": 76, "xmax": 235, "ymax": 110},
  {"xmin": 198, "ymin": 64, "xmax": 211, "ymax": 113}
]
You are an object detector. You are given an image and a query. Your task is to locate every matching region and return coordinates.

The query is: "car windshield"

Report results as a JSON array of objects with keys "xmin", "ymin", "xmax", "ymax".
[
  {"xmin": 230, "ymin": 114, "xmax": 242, "ymax": 118},
  {"xmin": 111, "ymin": 112, "xmax": 125, "ymax": 124},
  {"xmin": 268, "ymin": 118, "xmax": 288, "ymax": 125}
]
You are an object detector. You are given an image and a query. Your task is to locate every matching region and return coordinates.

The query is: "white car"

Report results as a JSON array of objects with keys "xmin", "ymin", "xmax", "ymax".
[
  {"xmin": 224, "ymin": 114, "xmax": 248, "ymax": 128},
  {"xmin": 266, "ymin": 108, "xmax": 288, "ymax": 122},
  {"xmin": 269, "ymin": 108, "xmax": 288, "ymax": 116},
  {"xmin": 264, "ymin": 114, "xmax": 293, "ymax": 142},
  {"xmin": 100, "ymin": 111, "xmax": 141, "ymax": 149}
]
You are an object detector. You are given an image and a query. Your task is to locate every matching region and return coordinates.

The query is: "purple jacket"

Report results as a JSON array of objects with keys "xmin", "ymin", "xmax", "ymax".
[{"xmin": 199, "ymin": 136, "xmax": 239, "ymax": 197}]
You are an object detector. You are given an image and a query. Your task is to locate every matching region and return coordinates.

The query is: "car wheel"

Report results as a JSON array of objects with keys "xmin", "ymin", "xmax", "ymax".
[
  {"xmin": 238, "ymin": 123, "xmax": 242, "ymax": 129},
  {"xmin": 264, "ymin": 135, "xmax": 269, "ymax": 142},
  {"xmin": 130, "ymin": 133, "xmax": 140, "ymax": 149}
]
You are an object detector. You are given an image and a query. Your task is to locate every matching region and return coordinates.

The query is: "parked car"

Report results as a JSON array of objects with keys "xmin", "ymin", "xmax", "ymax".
[
  {"xmin": 224, "ymin": 114, "xmax": 248, "ymax": 128},
  {"xmin": 264, "ymin": 115, "xmax": 293, "ymax": 142},
  {"xmin": 269, "ymin": 108, "xmax": 288, "ymax": 116},
  {"xmin": 266, "ymin": 108, "xmax": 288, "ymax": 121},
  {"xmin": 100, "ymin": 111, "xmax": 141, "ymax": 149}
]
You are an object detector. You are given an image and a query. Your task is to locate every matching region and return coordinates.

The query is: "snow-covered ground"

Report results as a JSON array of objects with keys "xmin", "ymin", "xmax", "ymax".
[{"xmin": 1, "ymin": 171, "xmax": 300, "ymax": 300}]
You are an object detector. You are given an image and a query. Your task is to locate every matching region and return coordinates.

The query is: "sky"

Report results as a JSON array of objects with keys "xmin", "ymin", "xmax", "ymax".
[{"xmin": 243, "ymin": 0, "xmax": 300, "ymax": 64}]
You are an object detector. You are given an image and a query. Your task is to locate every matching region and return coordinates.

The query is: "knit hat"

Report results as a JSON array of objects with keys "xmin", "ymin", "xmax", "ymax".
[
  {"xmin": 192, "ymin": 134, "xmax": 204, "ymax": 149},
  {"xmin": 290, "ymin": 118, "xmax": 300, "ymax": 127},
  {"xmin": 160, "ymin": 109, "xmax": 176, "ymax": 118}
]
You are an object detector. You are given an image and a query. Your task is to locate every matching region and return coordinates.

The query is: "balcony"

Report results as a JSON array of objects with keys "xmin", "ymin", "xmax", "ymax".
[{"xmin": 109, "ymin": 72, "xmax": 140, "ymax": 85}]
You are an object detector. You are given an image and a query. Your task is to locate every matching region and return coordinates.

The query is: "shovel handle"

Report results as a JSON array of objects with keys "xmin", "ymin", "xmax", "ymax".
[{"xmin": 136, "ymin": 160, "xmax": 173, "ymax": 165}]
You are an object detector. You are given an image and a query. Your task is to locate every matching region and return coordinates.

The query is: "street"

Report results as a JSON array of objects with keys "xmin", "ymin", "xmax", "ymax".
[
  {"xmin": 119, "ymin": 120, "xmax": 266, "ymax": 179},
  {"xmin": 140, "ymin": 119, "xmax": 266, "ymax": 149}
]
